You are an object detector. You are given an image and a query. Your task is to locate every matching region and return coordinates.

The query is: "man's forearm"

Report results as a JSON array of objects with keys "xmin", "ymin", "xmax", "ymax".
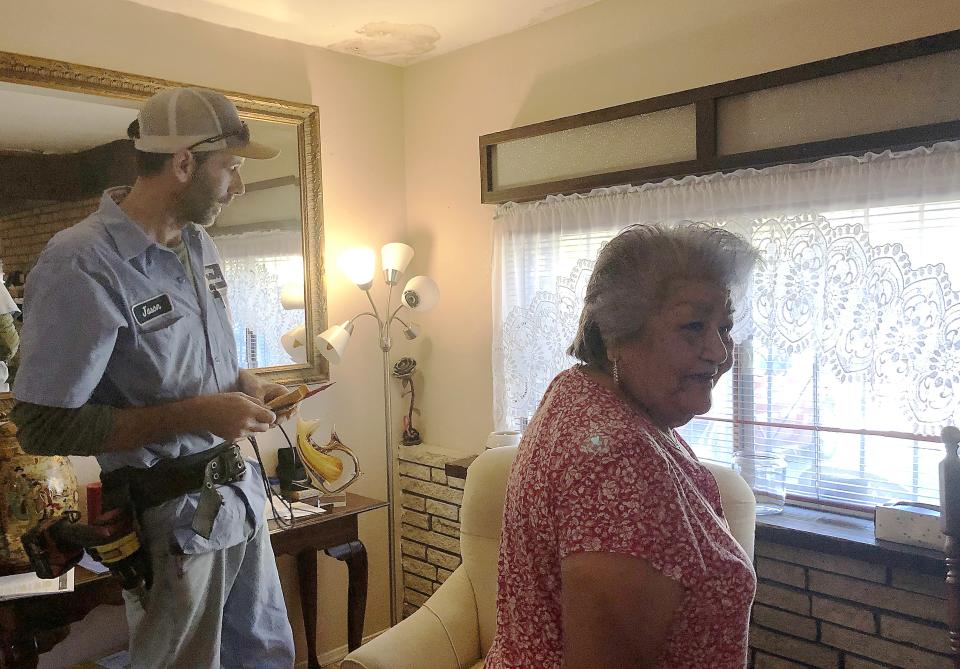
[
  {"xmin": 101, "ymin": 396, "xmax": 209, "ymax": 453},
  {"xmin": 15, "ymin": 384, "xmax": 276, "ymax": 457},
  {"xmin": 12, "ymin": 402, "xmax": 114, "ymax": 457}
]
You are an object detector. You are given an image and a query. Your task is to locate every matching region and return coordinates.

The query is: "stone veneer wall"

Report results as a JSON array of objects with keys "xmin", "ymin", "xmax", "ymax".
[
  {"xmin": 398, "ymin": 445, "xmax": 952, "ymax": 668},
  {"xmin": 397, "ymin": 444, "xmax": 467, "ymax": 619},
  {"xmin": 0, "ymin": 197, "xmax": 99, "ymax": 277}
]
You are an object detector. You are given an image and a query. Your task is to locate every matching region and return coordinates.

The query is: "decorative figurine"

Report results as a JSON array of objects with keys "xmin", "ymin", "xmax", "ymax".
[
  {"xmin": 295, "ymin": 419, "xmax": 362, "ymax": 494},
  {"xmin": 392, "ymin": 357, "xmax": 422, "ymax": 446}
]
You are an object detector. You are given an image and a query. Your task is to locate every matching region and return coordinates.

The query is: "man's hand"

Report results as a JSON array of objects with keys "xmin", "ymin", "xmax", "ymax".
[
  {"xmin": 195, "ymin": 392, "xmax": 275, "ymax": 442},
  {"xmin": 239, "ymin": 370, "xmax": 295, "ymax": 424},
  {"xmin": 238, "ymin": 369, "xmax": 277, "ymax": 401},
  {"xmin": 102, "ymin": 391, "xmax": 276, "ymax": 452}
]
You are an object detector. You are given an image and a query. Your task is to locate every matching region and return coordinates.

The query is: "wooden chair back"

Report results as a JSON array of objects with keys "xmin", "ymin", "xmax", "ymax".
[{"xmin": 940, "ymin": 425, "xmax": 960, "ymax": 667}]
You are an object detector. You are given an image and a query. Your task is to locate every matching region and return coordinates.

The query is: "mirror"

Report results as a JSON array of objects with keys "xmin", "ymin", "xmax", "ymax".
[{"xmin": 0, "ymin": 51, "xmax": 327, "ymax": 389}]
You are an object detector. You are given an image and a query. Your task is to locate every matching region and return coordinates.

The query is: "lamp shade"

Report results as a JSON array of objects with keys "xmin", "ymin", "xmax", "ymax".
[
  {"xmin": 381, "ymin": 243, "xmax": 414, "ymax": 274},
  {"xmin": 337, "ymin": 247, "xmax": 376, "ymax": 289},
  {"xmin": 402, "ymin": 276, "xmax": 440, "ymax": 312},
  {"xmin": 402, "ymin": 322, "xmax": 421, "ymax": 340},
  {"xmin": 316, "ymin": 321, "xmax": 354, "ymax": 364},
  {"xmin": 281, "ymin": 324, "xmax": 308, "ymax": 363},
  {"xmin": 280, "ymin": 282, "xmax": 305, "ymax": 310}
]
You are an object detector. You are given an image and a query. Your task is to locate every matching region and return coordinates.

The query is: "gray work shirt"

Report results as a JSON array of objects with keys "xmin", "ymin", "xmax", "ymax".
[{"xmin": 14, "ymin": 187, "xmax": 266, "ymax": 554}]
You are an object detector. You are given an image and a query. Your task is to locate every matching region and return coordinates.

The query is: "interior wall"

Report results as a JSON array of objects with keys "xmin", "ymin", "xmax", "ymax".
[
  {"xmin": 402, "ymin": 0, "xmax": 960, "ymax": 455},
  {"xmin": 0, "ymin": 0, "xmax": 406, "ymax": 664}
]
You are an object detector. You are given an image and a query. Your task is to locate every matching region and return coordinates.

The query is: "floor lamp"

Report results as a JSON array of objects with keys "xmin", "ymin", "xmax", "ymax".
[{"xmin": 316, "ymin": 243, "xmax": 440, "ymax": 626}]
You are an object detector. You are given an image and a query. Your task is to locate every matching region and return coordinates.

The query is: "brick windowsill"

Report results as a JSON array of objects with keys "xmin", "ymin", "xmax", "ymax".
[
  {"xmin": 756, "ymin": 506, "xmax": 943, "ymax": 575},
  {"xmin": 444, "ymin": 455, "xmax": 477, "ymax": 480}
]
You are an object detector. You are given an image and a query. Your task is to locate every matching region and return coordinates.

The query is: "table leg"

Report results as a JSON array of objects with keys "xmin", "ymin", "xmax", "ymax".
[
  {"xmin": 295, "ymin": 549, "xmax": 320, "ymax": 669},
  {"xmin": 325, "ymin": 540, "xmax": 368, "ymax": 651}
]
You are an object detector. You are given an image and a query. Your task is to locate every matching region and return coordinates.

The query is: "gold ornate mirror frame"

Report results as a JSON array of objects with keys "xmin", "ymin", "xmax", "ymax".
[{"xmin": 0, "ymin": 50, "xmax": 328, "ymax": 390}]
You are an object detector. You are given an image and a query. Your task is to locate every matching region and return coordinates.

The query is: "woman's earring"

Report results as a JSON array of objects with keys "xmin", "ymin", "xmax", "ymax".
[{"xmin": 612, "ymin": 359, "xmax": 620, "ymax": 388}]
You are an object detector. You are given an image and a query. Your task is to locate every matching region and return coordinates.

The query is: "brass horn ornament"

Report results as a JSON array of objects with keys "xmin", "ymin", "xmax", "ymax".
[{"xmin": 295, "ymin": 419, "xmax": 362, "ymax": 494}]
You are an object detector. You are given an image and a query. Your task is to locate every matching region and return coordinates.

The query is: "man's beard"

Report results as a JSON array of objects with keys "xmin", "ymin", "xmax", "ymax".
[{"xmin": 177, "ymin": 168, "xmax": 221, "ymax": 228}]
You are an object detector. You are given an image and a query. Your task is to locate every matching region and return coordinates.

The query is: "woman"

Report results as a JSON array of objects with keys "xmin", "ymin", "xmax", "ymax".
[{"xmin": 486, "ymin": 223, "xmax": 760, "ymax": 669}]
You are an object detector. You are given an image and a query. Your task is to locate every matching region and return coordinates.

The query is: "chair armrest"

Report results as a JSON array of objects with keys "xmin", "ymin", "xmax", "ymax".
[
  {"xmin": 342, "ymin": 567, "xmax": 481, "ymax": 669},
  {"xmin": 704, "ymin": 461, "xmax": 757, "ymax": 560}
]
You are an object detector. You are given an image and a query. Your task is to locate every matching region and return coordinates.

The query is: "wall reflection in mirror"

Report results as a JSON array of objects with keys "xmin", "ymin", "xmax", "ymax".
[{"xmin": 0, "ymin": 56, "xmax": 326, "ymax": 386}]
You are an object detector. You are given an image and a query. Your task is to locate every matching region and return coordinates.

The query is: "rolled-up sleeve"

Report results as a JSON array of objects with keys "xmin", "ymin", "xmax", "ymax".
[
  {"xmin": 13, "ymin": 256, "xmax": 125, "ymax": 408},
  {"xmin": 12, "ymin": 401, "xmax": 114, "ymax": 456}
]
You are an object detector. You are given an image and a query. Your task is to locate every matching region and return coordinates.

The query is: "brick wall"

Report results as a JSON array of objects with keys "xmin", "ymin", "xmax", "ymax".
[
  {"xmin": 397, "ymin": 445, "xmax": 952, "ymax": 668},
  {"xmin": 751, "ymin": 538, "xmax": 951, "ymax": 668},
  {"xmin": 0, "ymin": 197, "xmax": 98, "ymax": 276},
  {"xmin": 397, "ymin": 445, "xmax": 467, "ymax": 619}
]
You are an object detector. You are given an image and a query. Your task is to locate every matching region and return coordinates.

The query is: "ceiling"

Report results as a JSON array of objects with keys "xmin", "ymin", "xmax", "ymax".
[
  {"xmin": 0, "ymin": 0, "xmax": 605, "ymax": 153},
  {"xmin": 122, "ymin": 0, "xmax": 605, "ymax": 66}
]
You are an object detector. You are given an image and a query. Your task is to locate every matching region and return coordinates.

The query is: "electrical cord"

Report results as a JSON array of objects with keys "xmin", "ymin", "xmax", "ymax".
[
  {"xmin": 248, "ymin": 425, "xmax": 325, "ymax": 529},
  {"xmin": 248, "ymin": 433, "xmax": 295, "ymax": 529}
]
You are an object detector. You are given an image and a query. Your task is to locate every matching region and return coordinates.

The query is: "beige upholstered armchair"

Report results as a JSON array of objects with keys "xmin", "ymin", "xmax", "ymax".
[{"xmin": 342, "ymin": 446, "xmax": 756, "ymax": 669}]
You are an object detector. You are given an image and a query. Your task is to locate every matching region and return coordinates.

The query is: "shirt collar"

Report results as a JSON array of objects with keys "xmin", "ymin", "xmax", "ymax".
[
  {"xmin": 101, "ymin": 187, "xmax": 153, "ymax": 262},
  {"xmin": 100, "ymin": 187, "xmax": 200, "ymax": 261}
]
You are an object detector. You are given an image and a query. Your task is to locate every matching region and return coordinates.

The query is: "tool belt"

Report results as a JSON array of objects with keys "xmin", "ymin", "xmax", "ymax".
[
  {"xmin": 22, "ymin": 444, "xmax": 245, "ymax": 590},
  {"xmin": 101, "ymin": 442, "xmax": 247, "ymax": 539}
]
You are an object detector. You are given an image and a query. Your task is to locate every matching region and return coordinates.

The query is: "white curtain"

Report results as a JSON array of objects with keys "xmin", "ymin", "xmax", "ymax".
[
  {"xmin": 492, "ymin": 142, "xmax": 960, "ymax": 507},
  {"xmin": 214, "ymin": 229, "xmax": 305, "ymax": 369}
]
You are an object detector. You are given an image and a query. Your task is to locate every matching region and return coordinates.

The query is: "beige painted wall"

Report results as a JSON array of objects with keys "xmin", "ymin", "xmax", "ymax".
[
  {"xmin": 401, "ymin": 0, "xmax": 960, "ymax": 455},
  {"xmin": 0, "ymin": 0, "xmax": 407, "ymax": 665}
]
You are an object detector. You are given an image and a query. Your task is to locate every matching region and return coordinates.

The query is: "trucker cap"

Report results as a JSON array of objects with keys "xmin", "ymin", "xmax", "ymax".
[{"xmin": 131, "ymin": 87, "xmax": 279, "ymax": 159}]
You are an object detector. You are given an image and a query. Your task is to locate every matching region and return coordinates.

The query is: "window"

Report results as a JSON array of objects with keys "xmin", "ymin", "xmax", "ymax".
[
  {"xmin": 681, "ymin": 201, "xmax": 960, "ymax": 509},
  {"xmin": 214, "ymin": 230, "xmax": 305, "ymax": 369},
  {"xmin": 493, "ymin": 145, "xmax": 960, "ymax": 512}
]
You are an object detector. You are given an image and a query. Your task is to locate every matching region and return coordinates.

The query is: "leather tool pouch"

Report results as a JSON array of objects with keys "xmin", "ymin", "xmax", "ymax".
[
  {"xmin": 22, "ymin": 504, "xmax": 151, "ymax": 591},
  {"xmin": 102, "ymin": 443, "xmax": 246, "ymax": 540}
]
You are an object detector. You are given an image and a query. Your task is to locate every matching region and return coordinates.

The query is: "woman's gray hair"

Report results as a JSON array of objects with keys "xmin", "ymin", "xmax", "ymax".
[{"xmin": 568, "ymin": 223, "xmax": 761, "ymax": 368}]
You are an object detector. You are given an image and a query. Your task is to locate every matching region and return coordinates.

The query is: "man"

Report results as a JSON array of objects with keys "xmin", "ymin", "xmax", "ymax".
[{"xmin": 12, "ymin": 87, "xmax": 296, "ymax": 668}]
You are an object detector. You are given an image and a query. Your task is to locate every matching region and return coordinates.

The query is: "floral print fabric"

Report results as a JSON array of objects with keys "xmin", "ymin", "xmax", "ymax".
[{"xmin": 486, "ymin": 366, "xmax": 756, "ymax": 668}]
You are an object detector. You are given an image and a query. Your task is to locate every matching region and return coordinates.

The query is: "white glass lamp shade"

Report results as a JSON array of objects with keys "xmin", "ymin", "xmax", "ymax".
[
  {"xmin": 337, "ymin": 247, "xmax": 376, "ymax": 289},
  {"xmin": 316, "ymin": 321, "xmax": 354, "ymax": 364},
  {"xmin": 281, "ymin": 324, "xmax": 308, "ymax": 364},
  {"xmin": 402, "ymin": 322, "xmax": 421, "ymax": 340},
  {"xmin": 381, "ymin": 243, "xmax": 415, "ymax": 285},
  {"xmin": 402, "ymin": 276, "xmax": 440, "ymax": 312},
  {"xmin": 280, "ymin": 282, "xmax": 305, "ymax": 310}
]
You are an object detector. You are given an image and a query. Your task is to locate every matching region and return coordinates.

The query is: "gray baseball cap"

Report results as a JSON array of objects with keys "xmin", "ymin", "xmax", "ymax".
[{"xmin": 132, "ymin": 87, "xmax": 279, "ymax": 159}]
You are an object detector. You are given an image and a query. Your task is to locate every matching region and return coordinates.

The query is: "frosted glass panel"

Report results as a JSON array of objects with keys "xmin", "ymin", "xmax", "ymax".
[
  {"xmin": 494, "ymin": 105, "xmax": 695, "ymax": 189},
  {"xmin": 718, "ymin": 50, "xmax": 960, "ymax": 155}
]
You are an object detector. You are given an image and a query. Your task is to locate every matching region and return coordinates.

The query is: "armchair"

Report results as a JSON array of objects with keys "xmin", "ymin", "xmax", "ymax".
[{"xmin": 342, "ymin": 447, "xmax": 756, "ymax": 669}]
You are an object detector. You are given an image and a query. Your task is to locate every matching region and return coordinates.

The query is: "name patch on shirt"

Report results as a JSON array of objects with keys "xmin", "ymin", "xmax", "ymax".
[
  {"xmin": 205, "ymin": 263, "xmax": 227, "ymax": 300},
  {"xmin": 132, "ymin": 293, "xmax": 173, "ymax": 325}
]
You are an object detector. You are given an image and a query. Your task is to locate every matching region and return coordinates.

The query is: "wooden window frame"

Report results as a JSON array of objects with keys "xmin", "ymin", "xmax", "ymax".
[{"xmin": 479, "ymin": 30, "xmax": 960, "ymax": 204}]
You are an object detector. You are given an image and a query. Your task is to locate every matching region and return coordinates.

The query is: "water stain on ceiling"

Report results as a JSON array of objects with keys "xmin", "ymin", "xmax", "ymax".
[{"xmin": 327, "ymin": 22, "xmax": 442, "ymax": 65}]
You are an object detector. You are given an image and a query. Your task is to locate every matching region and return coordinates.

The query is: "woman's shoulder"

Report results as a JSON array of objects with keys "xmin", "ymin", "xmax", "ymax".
[{"xmin": 530, "ymin": 366, "xmax": 665, "ymax": 465}]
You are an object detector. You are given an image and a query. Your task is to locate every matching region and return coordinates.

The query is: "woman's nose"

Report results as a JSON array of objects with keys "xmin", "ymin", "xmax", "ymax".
[{"xmin": 703, "ymin": 330, "xmax": 730, "ymax": 364}]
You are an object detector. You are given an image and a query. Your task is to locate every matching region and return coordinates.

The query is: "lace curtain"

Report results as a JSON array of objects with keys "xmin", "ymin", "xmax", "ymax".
[
  {"xmin": 493, "ymin": 142, "xmax": 960, "ymax": 506},
  {"xmin": 214, "ymin": 229, "xmax": 304, "ymax": 368}
]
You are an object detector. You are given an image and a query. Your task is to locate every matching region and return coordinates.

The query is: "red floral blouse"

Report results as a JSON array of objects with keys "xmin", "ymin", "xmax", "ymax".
[{"xmin": 486, "ymin": 366, "xmax": 756, "ymax": 668}]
